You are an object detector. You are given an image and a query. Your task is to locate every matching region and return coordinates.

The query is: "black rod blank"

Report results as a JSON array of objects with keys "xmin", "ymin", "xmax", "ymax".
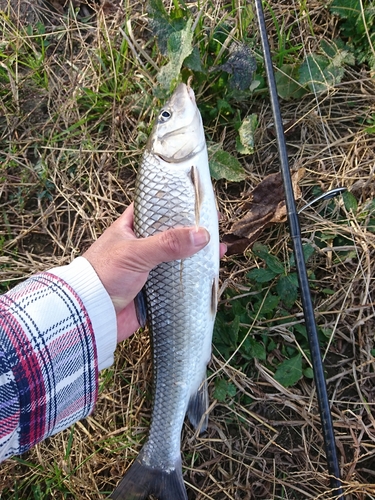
[{"xmin": 254, "ymin": 0, "xmax": 344, "ymax": 497}]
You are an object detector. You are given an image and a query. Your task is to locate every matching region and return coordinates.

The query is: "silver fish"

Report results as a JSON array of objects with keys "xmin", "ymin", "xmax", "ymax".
[{"xmin": 110, "ymin": 83, "xmax": 219, "ymax": 500}]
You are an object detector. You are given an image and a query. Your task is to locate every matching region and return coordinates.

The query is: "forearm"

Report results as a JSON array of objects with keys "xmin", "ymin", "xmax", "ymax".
[{"xmin": 0, "ymin": 257, "xmax": 117, "ymax": 462}]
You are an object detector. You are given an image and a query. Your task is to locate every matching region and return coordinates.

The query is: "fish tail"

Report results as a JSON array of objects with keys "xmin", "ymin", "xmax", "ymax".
[{"xmin": 109, "ymin": 456, "xmax": 188, "ymax": 500}]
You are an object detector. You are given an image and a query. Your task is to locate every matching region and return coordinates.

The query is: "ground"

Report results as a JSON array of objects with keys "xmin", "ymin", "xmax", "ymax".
[{"xmin": 0, "ymin": 0, "xmax": 375, "ymax": 498}]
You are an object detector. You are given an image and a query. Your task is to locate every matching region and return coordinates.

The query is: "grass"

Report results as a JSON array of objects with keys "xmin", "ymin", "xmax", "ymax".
[{"xmin": 1, "ymin": 0, "xmax": 375, "ymax": 498}]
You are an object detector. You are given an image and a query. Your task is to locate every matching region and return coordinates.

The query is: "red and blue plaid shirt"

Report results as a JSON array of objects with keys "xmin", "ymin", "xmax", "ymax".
[{"xmin": 0, "ymin": 257, "xmax": 117, "ymax": 461}]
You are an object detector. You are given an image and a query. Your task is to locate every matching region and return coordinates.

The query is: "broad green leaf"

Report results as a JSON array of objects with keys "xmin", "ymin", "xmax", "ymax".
[
  {"xmin": 274, "ymin": 353, "xmax": 303, "ymax": 387},
  {"xmin": 214, "ymin": 379, "xmax": 236, "ymax": 402},
  {"xmin": 330, "ymin": 0, "xmax": 360, "ymax": 19},
  {"xmin": 252, "ymin": 242, "xmax": 270, "ymax": 260},
  {"xmin": 294, "ymin": 323, "xmax": 307, "ymax": 340},
  {"xmin": 303, "ymin": 367, "xmax": 314, "ymax": 379},
  {"xmin": 157, "ymin": 18, "xmax": 194, "ymax": 91},
  {"xmin": 276, "ymin": 275, "xmax": 298, "ymax": 309},
  {"xmin": 289, "ymin": 243, "xmax": 315, "ymax": 266},
  {"xmin": 275, "ymin": 64, "xmax": 306, "ymax": 100},
  {"xmin": 320, "ymin": 327, "xmax": 334, "ymax": 339},
  {"xmin": 147, "ymin": 0, "xmax": 187, "ymax": 55},
  {"xmin": 321, "ymin": 40, "xmax": 355, "ymax": 66},
  {"xmin": 252, "ymin": 244, "xmax": 285, "ymax": 274},
  {"xmin": 263, "ymin": 254, "xmax": 285, "ymax": 275},
  {"xmin": 208, "ymin": 144, "xmax": 247, "ymax": 181},
  {"xmin": 299, "ymin": 42, "xmax": 354, "ymax": 94},
  {"xmin": 247, "ymin": 267, "xmax": 278, "ymax": 283},
  {"xmin": 213, "ymin": 313, "xmax": 239, "ymax": 359},
  {"xmin": 184, "ymin": 46, "xmax": 204, "ymax": 73},
  {"xmin": 299, "ymin": 54, "xmax": 331, "ymax": 94},
  {"xmin": 236, "ymin": 114, "xmax": 258, "ymax": 154},
  {"xmin": 258, "ymin": 294, "xmax": 280, "ymax": 315},
  {"xmin": 218, "ymin": 43, "xmax": 257, "ymax": 90},
  {"xmin": 242, "ymin": 336, "xmax": 267, "ymax": 360},
  {"xmin": 343, "ymin": 190, "xmax": 358, "ymax": 212},
  {"xmin": 303, "ymin": 244, "xmax": 316, "ymax": 263}
]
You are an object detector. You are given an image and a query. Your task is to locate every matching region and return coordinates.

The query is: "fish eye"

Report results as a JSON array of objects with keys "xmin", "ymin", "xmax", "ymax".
[{"xmin": 159, "ymin": 109, "xmax": 172, "ymax": 122}]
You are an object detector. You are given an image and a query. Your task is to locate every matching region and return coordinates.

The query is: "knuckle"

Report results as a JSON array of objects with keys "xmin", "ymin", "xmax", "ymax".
[{"xmin": 160, "ymin": 229, "xmax": 182, "ymax": 257}]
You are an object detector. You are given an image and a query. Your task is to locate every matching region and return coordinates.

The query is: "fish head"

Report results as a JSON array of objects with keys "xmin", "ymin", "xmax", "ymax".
[{"xmin": 147, "ymin": 83, "xmax": 205, "ymax": 163}]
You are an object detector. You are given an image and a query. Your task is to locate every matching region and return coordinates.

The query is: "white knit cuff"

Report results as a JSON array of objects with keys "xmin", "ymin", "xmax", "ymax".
[{"xmin": 49, "ymin": 256, "xmax": 117, "ymax": 371}]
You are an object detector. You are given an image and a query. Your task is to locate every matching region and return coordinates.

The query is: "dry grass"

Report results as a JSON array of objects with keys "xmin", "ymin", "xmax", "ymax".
[{"xmin": 1, "ymin": 0, "xmax": 375, "ymax": 498}]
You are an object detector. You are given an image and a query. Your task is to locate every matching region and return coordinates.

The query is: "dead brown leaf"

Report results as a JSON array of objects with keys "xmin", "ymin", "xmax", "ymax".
[{"xmin": 223, "ymin": 169, "xmax": 304, "ymax": 254}]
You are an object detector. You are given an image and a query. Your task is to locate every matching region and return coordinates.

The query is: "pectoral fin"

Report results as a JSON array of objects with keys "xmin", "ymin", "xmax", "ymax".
[
  {"xmin": 189, "ymin": 165, "xmax": 203, "ymax": 227},
  {"xmin": 211, "ymin": 277, "xmax": 218, "ymax": 316}
]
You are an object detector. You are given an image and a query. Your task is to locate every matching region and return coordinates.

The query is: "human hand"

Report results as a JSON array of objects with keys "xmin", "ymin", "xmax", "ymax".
[{"xmin": 83, "ymin": 204, "xmax": 226, "ymax": 343}]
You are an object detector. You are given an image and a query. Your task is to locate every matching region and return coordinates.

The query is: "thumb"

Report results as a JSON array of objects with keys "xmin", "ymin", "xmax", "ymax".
[{"xmin": 133, "ymin": 226, "xmax": 210, "ymax": 271}]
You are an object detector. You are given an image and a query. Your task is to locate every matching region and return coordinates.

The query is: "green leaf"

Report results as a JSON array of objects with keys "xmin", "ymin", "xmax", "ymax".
[
  {"xmin": 214, "ymin": 378, "xmax": 236, "ymax": 402},
  {"xmin": 276, "ymin": 275, "xmax": 298, "ymax": 309},
  {"xmin": 242, "ymin": 336, "xmax": 267, "ymax": 360},
  {"xmin": 274, "ymin": 354, "xmax": 303, "ymax": 387},
  {"xmin": 218, "ymin": 43, "xmax": 257, "ymax": 91},
  {"xmin": 252, "ymin": 242, "xmax": 269, "ymax": 259},
  {"xmin": 342, "ymin": 190, "xmax": 358, "ymax": 212},
  {"xmin": 302, "ymin": 244, "xmax": 316, "ymax": 263},
  {"xmin": 294, "ymin": 323, "xmax": 307, "ymax": 340},
  {"xmin": 264, "ymin": 254, "xmax": 285, "ymax": 275},
  {"xmin": 236, "ymin": 114, "xmax": 258, "ymax": 154},
  {"xmin": 275, "ymin": 64, "xmax": 306, "ymax": 100},
  {"xmin": 208, "ymin": 144, "xmax": 247, "ymax": 181},
  {"xmin": 252, "ymin": 243, "xmax": 285, "ymax": 274},
  {"xmin": 299, "ymin": 38, "xmax": 355, "ymax": 94},
  {"xmin": 183, "ymin": 46, "xmax": 204, "ymax": 73},
  {"xmin": 157, "ymin": 18, "xmax": 194, "ymax": 91},
  {"xmin": 147, "ymin": 0, "xmax": 187, "ymax": 55},
  {"xmin": 303, "ymin": 366, "xmax": 314, "ymax": 379},
  {"xmin": 258, "ymin": 294, "xmax": 280, "ymax": 315},
  {"xmin": 289, "ymin": 243, "xmax": 315, "ymax": 266},
  {"xmin": 247, "ymin": 267, "xmax": 278, "ymax": 283},
  {"xmin": 213, "ymin": 313, "xmax": 239, "ymax": 359},
  {"xmin": 330, "ymin": 0, "xmax": 360, "ymax": 20},
  {"xmin": 321, "ymin": 39, "xmax": 355, "ymax": 66},
  {"xmin": 299, "ymin": 54, "xmax": 331, "ymax": 94}
]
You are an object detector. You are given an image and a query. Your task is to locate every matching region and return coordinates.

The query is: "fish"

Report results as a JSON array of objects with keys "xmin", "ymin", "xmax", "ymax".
[{"xmin": 110, "ymin": 82, "xmax": 220, "ymax": 500}]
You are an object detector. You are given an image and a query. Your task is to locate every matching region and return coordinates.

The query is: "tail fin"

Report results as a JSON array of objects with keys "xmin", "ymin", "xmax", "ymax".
[{"xmin": 109, "ymin": 457, "xmax": 188, "ymax": 500}]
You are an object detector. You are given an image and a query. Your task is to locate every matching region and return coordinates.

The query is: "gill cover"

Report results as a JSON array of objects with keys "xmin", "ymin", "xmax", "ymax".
[{"xmin": 147, "ymin": 83, "xmax": 205, "ymax": 163}]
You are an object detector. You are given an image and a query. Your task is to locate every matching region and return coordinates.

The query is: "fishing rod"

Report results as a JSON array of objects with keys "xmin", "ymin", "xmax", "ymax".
[{"xmin": 254, "ymin": 0, "xmax": 344, "ymax": 497}]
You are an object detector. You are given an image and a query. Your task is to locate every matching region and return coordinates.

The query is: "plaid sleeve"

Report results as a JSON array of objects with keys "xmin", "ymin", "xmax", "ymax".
[{"xmin": 0, "ymin": 257, "xmax": 116, "ymax": 462}]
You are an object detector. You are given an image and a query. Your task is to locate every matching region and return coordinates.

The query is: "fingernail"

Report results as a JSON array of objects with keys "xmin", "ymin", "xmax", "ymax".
[{"xmin": 191, "ymin": 227, "xmax": 210, "ymax": 247}]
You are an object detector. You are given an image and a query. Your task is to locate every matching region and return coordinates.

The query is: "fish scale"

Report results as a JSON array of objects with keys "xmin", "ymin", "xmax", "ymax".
[
  {"xmin": 135, "ymin": 161, "xmax": 216, "ymax": 478},
  {"xmin": 110, "ymin": 83, "xmax": 219, "ymax": 500}
]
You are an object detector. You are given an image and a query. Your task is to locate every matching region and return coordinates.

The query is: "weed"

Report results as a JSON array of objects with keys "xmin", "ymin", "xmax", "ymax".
[
  {"xmin": 0, "ymin": 0, "xmax": 375, "ymax": 498},
  {"xmin": 330, "ymin": 0, "xmax": 375, "ymax": 69}
]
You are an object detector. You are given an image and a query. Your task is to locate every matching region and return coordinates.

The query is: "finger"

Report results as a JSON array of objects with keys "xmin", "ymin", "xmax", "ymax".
[
  {"xmin": 131, "ymin": 226, "xmax": 210, "ymax": 271},
  {"xmin": 115, "ymin": 203, "xmax": 134, "ymax": 230},
  {"xmin": 219, "ymin": 242, "xmax": 227, "ymax": 259},
  {"xmin": 116, "ymin": 301, "xmax": 140, "ymax": 342}
]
